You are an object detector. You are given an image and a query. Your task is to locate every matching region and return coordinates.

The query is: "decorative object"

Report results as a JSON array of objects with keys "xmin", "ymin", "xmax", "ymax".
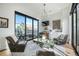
[
  {"xmin": 44, "ymin": 26, "xmax": 48, "ymax": 30},
  {"xmin": 0, "ymin": 17, "xmax": 8, "ymax": 28},
  {"xmin": 43, "ymin": 39, "xmax": 54, "ymax": 49}
]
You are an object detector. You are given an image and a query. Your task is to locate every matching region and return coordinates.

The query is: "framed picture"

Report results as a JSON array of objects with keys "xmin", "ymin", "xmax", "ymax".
[
  {"xmin": 53, "ymin": 20, "xmax": 61, "ymax": 29},
  {"xmin": 0, "ymin": 17, "xmax": 8, "ymax": 28},
  {"xmin": 53, "ymin": 20, "xmax": 62, "ymax": 32}
]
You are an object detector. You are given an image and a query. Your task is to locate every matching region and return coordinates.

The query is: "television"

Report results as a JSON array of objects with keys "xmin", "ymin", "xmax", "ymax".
[{"xmin": 42, "ymin": 21, "xmax": 49, "ymax": 26}]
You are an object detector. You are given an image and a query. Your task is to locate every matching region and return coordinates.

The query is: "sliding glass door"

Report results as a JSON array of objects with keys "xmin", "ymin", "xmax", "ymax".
[
  {"xmin": 15, "ymin": 13, "xmax": 25, "ymax": 40},
  {"xmin": 15, "ymin": 11, "xmax": 39, "ymax": 41},
  {"xmin": 33, "ymin": 20, "xmax": 39, "ymax": 38},
  {"xmin": 26, "ymin": 18, "xmax": 33, "ymax": 40}
]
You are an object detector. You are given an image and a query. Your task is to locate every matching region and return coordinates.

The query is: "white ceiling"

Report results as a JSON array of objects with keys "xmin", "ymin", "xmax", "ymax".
[
  {"xmin": 1, "ymin": 3, "xmax": 71, "ymax": 19},
  {"xmin": 22, "ymin": 3, "xmax": 72, "ymax": 18}
]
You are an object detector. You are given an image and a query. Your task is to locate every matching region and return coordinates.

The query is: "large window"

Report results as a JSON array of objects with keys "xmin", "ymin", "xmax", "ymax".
[{"xmin": 15, "ymin": 11, "xmax": 39, "ymax": 41}]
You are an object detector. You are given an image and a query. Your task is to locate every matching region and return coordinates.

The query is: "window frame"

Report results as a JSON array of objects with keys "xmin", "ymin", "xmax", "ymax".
[
  {"xmin": 70, "ymin": 3, "xmax": 79, "ymax": 55},
  {"xmin": 15, "ymin": 11, "xmax": 39, "ymax": 40}
]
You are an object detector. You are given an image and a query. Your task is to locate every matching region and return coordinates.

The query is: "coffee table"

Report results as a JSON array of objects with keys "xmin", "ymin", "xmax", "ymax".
[{"xmin": 34, "ymin": 38, "xmax": 68, "ymax": 56}]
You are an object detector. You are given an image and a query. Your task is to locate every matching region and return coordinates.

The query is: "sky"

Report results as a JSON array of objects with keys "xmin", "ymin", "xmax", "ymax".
[{"xmin": 16, "ymin": 14, "xmax": 37, "ymax": 26}]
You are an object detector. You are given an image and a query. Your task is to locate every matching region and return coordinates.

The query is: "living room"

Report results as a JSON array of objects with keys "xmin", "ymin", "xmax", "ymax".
[{"xmin": 0, "ymin": 3, "xmax": 78, "ymax": 56}]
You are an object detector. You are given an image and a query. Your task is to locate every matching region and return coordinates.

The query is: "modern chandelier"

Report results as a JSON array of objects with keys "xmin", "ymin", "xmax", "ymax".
[{"xmin": 42, "ymin": 3, "xmax": 48, "ymax": 20}]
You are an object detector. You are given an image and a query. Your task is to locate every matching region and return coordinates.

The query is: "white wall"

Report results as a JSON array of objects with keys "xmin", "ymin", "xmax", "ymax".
[{"xmin": 0, "ymin": 3, "xmax": 40, "ymax": 37}]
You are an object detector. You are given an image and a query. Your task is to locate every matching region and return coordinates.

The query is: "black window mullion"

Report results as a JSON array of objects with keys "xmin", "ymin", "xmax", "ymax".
[
  {"xmin": 75, "ymin": 7, "xmax": 77, "ymax": 49},
  {"xmin": 72, "ymin": 13, "xmax": 74, "ymax": 46},
  {"xmin": 25, "ymin": 17, "xmax": 26, "ymax": 40},
  {"xmin": 32, "ymin": 19, "xmax": 34, "ymax": 39},
  {"xmin": 37, "ymin": 20, "xmax": 39, "ymax": 38}
]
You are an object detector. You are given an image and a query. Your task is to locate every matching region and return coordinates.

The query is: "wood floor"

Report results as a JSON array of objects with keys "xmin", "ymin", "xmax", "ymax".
[{"xmin": 64, "ymin": 43, "xmax": 76, "ymax": 56}]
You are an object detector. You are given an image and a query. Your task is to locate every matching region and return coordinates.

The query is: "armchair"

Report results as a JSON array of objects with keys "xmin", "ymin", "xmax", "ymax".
[
  {"xmin": 6, "ymin": 35, "xmax": 27, "ymax": 52},
  {"xmin": 54, "ymin": 34, "xmax": 68, "ymax": 45}
]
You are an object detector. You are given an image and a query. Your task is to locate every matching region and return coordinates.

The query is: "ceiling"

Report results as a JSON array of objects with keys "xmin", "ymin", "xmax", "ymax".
[
  {"xmin": 22, "ymin": 3, "xmax": 72, "ymax": 18},
  {"xmin": 1, "ymin": 3, "xmax": 72, "ymax": 19}
]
